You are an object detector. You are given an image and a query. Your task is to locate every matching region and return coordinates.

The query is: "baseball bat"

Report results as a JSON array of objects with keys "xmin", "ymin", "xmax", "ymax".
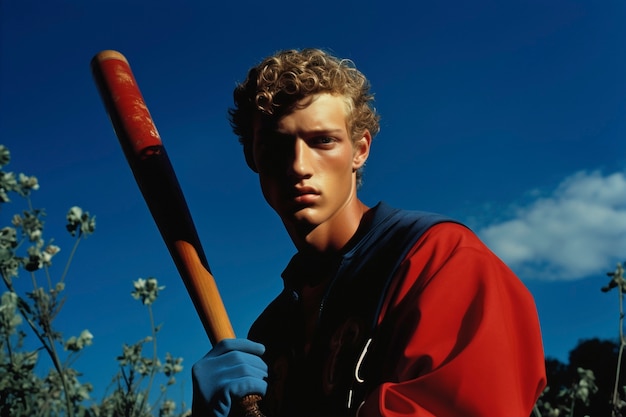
[{"xmin": 91, "ymin": 50, "xmax": 264, "ymax": 417}]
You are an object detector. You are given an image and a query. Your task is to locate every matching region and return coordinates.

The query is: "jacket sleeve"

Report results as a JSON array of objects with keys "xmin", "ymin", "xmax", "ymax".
[{"xmin": 357, "ymin": 223, "xmax": 546, "ymax": 417}]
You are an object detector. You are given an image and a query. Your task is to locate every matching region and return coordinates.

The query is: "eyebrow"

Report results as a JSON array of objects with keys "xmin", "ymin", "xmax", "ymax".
[
  {"xmin": 256, "ymin": 127, "xmax": 345, "ymax": 138},
  {"xmin": 257, "ymin": 127, "xmax": 287, "ymax": 136},
  {"xmin": 307, "ymin": 128, "xmax": 345, "ymax": 136}
]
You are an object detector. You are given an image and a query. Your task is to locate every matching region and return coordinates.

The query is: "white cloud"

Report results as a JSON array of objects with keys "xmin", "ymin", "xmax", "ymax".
[{"xmin": 478, "ymin": 171, "xmax": 626, "ymax": 281}]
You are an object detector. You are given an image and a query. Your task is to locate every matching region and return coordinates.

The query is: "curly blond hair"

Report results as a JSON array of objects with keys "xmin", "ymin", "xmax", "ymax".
[{"xmin": 229, "ymin": 48, "xmax": 380, "ymax": 182}]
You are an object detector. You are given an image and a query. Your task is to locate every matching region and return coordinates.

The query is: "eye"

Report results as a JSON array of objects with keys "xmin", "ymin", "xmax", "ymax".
[
  {"xmin": 311, "ymin": 136, "xmax": 336, "ymax": 146},
  {"xmin": 256, "ymin": 131, "xmax": 291, "ymax": 151},
  {"xmin": 253, "ymin": 131, "xmax": 294, "ymax": 173}
]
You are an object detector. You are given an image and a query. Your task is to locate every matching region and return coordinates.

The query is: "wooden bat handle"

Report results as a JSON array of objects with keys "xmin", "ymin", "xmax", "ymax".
[
  {"xmin": 175, "ymin": 241, "xmax": 262, "ymax": 417},
  {"xmin": 174, "ymin": 241, "xmax": 234, "ymax": 341},
  {"xmin": 91, "ymin": 50, "xmax": 264, "ymax": 417}
]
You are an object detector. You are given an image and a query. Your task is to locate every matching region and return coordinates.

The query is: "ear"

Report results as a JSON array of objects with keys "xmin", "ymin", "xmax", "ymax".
[{"xmin": 352, "ymin": 130, "xmax": 371, "ymax": 170}]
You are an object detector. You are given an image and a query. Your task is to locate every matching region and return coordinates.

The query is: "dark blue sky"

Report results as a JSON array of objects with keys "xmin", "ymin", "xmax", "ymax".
[{"xmin": 2, "ymin": 0, "xmax": 625, "ymax": 408}]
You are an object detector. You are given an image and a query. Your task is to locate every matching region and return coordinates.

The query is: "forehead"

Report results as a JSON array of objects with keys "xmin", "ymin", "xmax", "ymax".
[{"xmin": 253, "ymin": 93, "xmax": 351, "ymax": 134}]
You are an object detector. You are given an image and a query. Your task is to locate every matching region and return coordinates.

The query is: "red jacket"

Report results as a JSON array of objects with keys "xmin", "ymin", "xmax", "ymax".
[
  {"xmin": 250, "ymin": 203, "xmax": 546, "ymax": 417},
  {"xmin": 358, "ymin": 222, "xmax": 546, "ymax": 416}
]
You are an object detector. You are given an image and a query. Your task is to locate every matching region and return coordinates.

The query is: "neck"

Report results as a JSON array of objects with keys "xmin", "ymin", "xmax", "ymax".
[{"xmin": 286, "ymin": 199, "xmax": 370, "ymax": 254}]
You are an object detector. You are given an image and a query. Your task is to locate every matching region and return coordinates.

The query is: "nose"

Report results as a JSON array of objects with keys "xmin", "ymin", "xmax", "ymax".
[{"xmin": 288, "ymin": 138, "xmax": 312, "ymax": 179}]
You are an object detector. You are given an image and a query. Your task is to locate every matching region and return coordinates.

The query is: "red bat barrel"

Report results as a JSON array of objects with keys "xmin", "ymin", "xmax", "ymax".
[{"xmin": 90, "ymin": 50, "xmax": 235, "ymax": 344}]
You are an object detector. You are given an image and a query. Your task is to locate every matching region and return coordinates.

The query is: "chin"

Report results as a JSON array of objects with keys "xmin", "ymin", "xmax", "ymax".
[{"xmin": 280, "ymin": 206, "xmax": 321, "ymax": 227}]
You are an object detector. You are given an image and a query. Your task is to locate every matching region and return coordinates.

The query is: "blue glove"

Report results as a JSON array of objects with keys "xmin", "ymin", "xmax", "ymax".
[{"xmin": 192, "ymin": 338, "xmax": 268, "ymax": 417}]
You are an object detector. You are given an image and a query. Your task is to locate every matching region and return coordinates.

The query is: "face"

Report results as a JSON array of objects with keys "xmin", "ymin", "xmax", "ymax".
[{"xmin": 252, "ymin": 93, "xmax": 370, "ymax": 234}]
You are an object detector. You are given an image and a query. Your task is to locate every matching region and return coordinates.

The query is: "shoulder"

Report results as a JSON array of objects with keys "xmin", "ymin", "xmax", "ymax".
[
  {"xmin": 380, "ymin": 221, "xmax": 529, "ymax": 318},
  {"xmin": 363, "ymin": 202, "xmax": 463, "ymax": 252},
  {"xmin": 408, "ymin": 221, "xmax": 489, "ymax": 257},
  {"xmin": 397, "ymin": 221, "xmax": 518, "ymax": 291}
]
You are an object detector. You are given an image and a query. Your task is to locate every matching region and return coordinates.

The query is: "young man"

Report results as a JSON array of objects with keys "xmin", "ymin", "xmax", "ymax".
[{"xmin": 192, "ymin": 48, "xmax": 546, "ymax": 417}]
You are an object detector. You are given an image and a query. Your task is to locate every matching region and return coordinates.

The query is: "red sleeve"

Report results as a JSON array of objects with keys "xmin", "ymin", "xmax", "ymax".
[{"xmin": 357, "ymin": 223, "xmax": 546, "ymax": 417}]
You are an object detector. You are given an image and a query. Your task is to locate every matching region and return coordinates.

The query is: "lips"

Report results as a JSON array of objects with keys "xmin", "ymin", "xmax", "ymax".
[
  {"xmin": 294, "ymin": 186, "xmax": 319, "ymax": 196},
  {"xmin": 291, "ymin": 186, "xmax": 320, "ymax": 204}
]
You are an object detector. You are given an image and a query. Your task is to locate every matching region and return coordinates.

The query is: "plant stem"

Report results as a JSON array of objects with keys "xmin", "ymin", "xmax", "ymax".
[
  {"xmin": 141, "ymin": 304, "xmax": 159, "ymax": 414},
  {"xmin": 44, "ymin": 264, "xmax": 53, "ymax": 290},
  {"xmin": 14, "ymin": 293, "xmax": 74, "ymax": 416},
  {"xmin": 3, "ymin": 332, "xmax": 14, "ymax": 365},
  {"xmin": 30, "ymin": 270, "xmax": 38, "ymax": 291},
  {"xmin": 531, "ymin": 405, "xmax": 541, "ymax": 417},
  {"xmin": 46, "ymin": 330, "xmax": 75, "ymax": 417},
  {"xmin": 60, "ymin": 235, "xmax": 82, "ymax": 284},
  {"xmin": 612, "ymin": 267, "xmax": 626, "ymax": 417},
  {"xmin": 2, "ymin": 271, "xmax": 75, "ymax": 417}
]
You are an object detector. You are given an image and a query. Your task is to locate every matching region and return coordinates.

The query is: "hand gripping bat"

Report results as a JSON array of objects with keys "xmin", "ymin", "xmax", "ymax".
[{"xmin": 91, "ymin": 50, "xmax": 264, "ymax": 417}]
